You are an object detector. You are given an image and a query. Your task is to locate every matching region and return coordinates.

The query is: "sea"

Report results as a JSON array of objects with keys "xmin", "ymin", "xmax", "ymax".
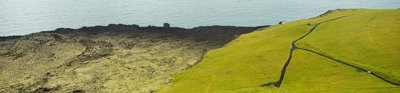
[{"xmin": 0, "ymin": 0, "xmax": 399, "ymax": 36}]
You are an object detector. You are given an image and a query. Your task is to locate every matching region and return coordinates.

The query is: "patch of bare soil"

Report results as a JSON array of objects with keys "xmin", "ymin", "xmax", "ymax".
[{"xmin": 0, "ymin": 24, "xmax": 264, "ymax": 93}]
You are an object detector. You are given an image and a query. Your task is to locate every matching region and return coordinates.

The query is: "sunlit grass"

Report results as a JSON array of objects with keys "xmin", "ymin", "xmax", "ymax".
[
  {"xmin": 158, "ymin": 9, "xmax": 400, "ymax": 93},
  {"xmin": 296, "ymin": 9, "xmax": 400, "ymax": 85}
]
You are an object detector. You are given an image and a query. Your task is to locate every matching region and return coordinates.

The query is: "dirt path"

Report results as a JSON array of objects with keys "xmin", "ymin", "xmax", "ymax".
[
  {"xmin": 298, "ymin": 48, "xmax": 400, "ymax": 86},
  {"xmin": 271, "ymin": 15, "xmax": 399, "ymax": 87},
  {"xmin": 273, "ymin": 16, "xmax": 350, "ymax": 87}
]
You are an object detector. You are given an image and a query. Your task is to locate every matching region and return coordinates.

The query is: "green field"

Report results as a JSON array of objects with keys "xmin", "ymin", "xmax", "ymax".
[{"xmin": 158, "ymin": 9, "xmax": 400, "ymax": 93}]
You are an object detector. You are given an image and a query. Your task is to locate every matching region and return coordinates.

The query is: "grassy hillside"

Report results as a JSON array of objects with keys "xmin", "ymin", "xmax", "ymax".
[
  {"xmin": 158, "ymin": 9, "xmax": 400, "ymax": 93},
  {"xmin": 296, "ymin": 9, "xmax": 400, "ymax": 84}
]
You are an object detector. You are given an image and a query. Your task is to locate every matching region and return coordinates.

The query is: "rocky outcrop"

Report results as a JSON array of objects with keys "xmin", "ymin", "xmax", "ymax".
[{"xmin": 0, "ymin": 24, "xmax": 265, "ymax": 93}]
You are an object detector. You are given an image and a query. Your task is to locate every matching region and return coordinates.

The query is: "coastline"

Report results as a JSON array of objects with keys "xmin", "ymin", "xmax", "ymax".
[{"xmin": 0, "ymin": 24, "xmax": 268, "ymax": 38}]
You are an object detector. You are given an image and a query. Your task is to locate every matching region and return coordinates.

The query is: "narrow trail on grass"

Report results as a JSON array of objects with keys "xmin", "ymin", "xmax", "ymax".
[
  {"xmin": 298, "ymin": 48, "xmax": 400, "ymax": 86},
  {"xmin": 272, "ymin": 15, "xmax": 400, "ymax": 87},
  {"xmin": 273, "ymin": 15, "xmax": 351, "ymax": 87}
]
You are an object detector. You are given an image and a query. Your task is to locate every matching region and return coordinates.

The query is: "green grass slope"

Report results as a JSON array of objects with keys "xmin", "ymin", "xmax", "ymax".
[
  {"xmin": 281, "ymin": 50, "xmax": 399, "ymax": 93},
  {"xmin": 296, "ymin": 9, "xmax": 400, "ymax": 84},
  {"xmin": 158, "ymin": 9, "xmax": 400, "ymax": 93}
]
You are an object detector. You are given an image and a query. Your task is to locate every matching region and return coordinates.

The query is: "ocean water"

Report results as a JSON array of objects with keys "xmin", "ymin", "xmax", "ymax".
[{"xmin": 0, "ymin": 0, "xmax": 399, "ymax": 36}]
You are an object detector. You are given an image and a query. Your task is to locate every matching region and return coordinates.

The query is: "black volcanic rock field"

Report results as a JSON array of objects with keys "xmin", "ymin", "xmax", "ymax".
[{"xmin": 0, "ymin": 24, "xmax": 264, "ymax": 93}]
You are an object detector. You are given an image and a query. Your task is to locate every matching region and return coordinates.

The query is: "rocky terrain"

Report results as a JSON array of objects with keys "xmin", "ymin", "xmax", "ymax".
[{"xmin": 0, "ymin": 24, "xmax": 264, "ymax": 93}]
